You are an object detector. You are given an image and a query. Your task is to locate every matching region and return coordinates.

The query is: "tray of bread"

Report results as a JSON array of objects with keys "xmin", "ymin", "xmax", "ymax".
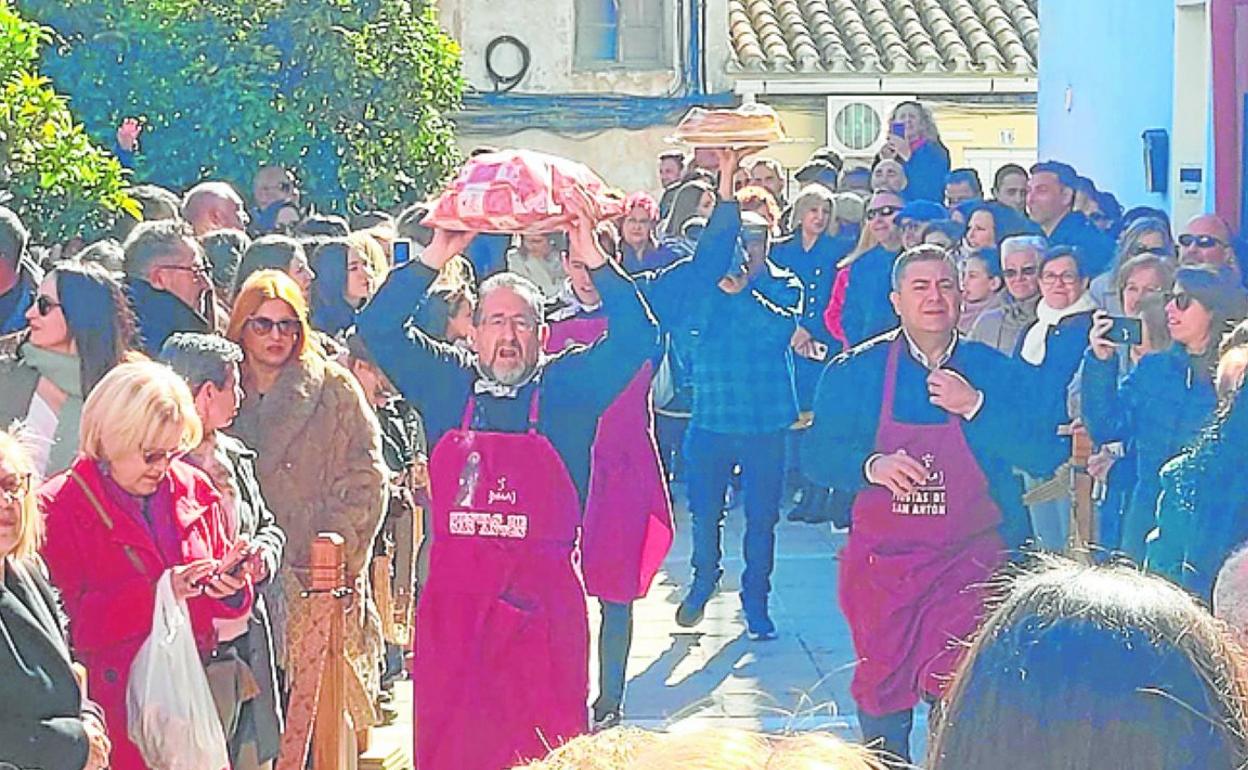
[{"xmin": 668, "ymin": 103, "xmax": 788, "ymax": 147}]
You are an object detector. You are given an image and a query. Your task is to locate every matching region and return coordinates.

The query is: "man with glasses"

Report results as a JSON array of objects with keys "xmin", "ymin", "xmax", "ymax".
[
  {"xmin": 969, "ymin": 235, "xmax": 1047, "ymax": 353},
  {"xmin": 1178, "ymin": 214, "xmax": 1238, "ymax": 274},
  {"xmin": 838, "ymin": 189, "xmax": 906, "ymax": 346},
  {"xmin": 122, "ymin": 219, "xmax": 215, "ymax": 354}
]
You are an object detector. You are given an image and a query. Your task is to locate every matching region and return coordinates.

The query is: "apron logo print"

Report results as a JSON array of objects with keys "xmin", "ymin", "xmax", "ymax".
[
  {"xmin": 448, "ymin": 510, "xmax": 529, "ymax": 539},
  {"xmin": 488, "ymin": 476, "xmax": 518, "ymax": 506},
  {"xmin": 891, "ymin": 452, "xmax": 948, "ymax": 516}
]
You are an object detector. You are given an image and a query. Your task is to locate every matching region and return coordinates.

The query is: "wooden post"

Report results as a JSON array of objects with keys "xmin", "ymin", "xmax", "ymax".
[
  {"xmin": 310, "ymin": 533, "xmax": 351, "ymax": 770},
  {"xmin": 1060, "ymin": 423, "xmax": 1096, "ymax": 561}
]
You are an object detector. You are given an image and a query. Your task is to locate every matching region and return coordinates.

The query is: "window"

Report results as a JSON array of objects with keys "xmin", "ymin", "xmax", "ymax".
[{"xmin": 575, "ymin": 0, "xmax": 670, "ymax": 70}]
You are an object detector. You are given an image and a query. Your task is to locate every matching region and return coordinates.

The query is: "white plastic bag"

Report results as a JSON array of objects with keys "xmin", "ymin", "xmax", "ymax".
[{"xmin": 127, "ymin": 570, "xmax": 230, "ymax": 770}]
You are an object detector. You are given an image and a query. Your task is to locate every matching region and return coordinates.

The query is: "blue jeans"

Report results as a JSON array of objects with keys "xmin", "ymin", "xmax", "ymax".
[{"xmin": 684, "ymin": 428, "xmax": 785, "ymax": 603}]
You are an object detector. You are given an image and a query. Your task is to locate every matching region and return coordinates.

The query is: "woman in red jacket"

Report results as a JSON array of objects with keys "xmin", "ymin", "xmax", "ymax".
[{"xmin": 40, "ymin": 360, "xmax": 252, "ymax": 770}]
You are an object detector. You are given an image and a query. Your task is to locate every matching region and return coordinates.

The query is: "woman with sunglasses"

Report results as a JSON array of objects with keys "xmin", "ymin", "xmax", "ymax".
[
  {"xmin": 0, "ymin": 428, "xmax": 113, "ymax": 770},
  {"xmin": 226, "ymin": 269, "xmax": 387, "ymax": 737},
  {"xmin": 1083, "ymin": 264, "xmax": 1248, "ymax": 561},
  {"xmin": 833, "ymin": 189, "xmax": 905, "ymax": 348},
  {"xmin": 0, "ymin": 262, "xmax": 134, "ymax": 476},
  {"xmin": 39, "ymin": 360, "xmax": 253, "ymax": 770}
]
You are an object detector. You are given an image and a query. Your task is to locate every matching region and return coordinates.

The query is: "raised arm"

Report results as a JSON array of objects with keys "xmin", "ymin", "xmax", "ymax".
[
  {"xmin": 356, "ymin": 228, "xmax": 478, "ymax": 409},
  {"xmin": 550, "ymin": 187, "xmax": 661, "ymax": 414}
]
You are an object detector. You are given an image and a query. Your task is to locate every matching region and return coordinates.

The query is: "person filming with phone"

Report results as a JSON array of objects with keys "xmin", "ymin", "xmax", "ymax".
[{"xmin": 1082, "ymin": 264, "xmax": 1248, "ymax": 561}]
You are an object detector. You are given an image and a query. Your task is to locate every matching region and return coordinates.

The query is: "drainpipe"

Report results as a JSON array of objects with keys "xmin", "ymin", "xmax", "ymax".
[{"xmin": 686, "ymin": 0, "xmax": 704, "ymax": 96}]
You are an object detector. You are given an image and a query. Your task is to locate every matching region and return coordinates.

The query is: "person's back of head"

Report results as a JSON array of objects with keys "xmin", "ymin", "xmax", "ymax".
[
  {"xmin": 182, "ymin": 181, "xmax": 245, "ymax": 235},
  {"xmin": 930, "ymin": 556, "xmax": 1248, "ymax": 770},
  {"xmin": 512, "ymin": 727, "xmax": 882, "ymax": 770},
  {"xmin": 235, "ymin": 234, "xmax": 304, "ymax": 295},
  {"xmin": 0, "ymin": 204, "xmax": 30, "ymax": 271},
  {"xmin": 201, "ymin": 229, "xmax": 252, "ymax": 296},
  {"xmin": 76, "ymin": 238, "xmax": 126, "ymax": 276},
  {"xmin": 113, "ymin": 185, "xmax": 182, "ymax": 242},
  {"xmin": 351, "ymin": 210, "xmax": 394, "ymax": 231},
  {"xmin": 294, "ymin": 212, "xmax": 350, "ymax": 239},
  {"xmin": 158, "ymin": 332, "xmax": 243, "ymax": 394}
]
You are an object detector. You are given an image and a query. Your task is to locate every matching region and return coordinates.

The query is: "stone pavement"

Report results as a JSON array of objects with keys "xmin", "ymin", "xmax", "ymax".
[{"xmin": 605, "ymin": 483, "xmax": 931, "ymax": 759}]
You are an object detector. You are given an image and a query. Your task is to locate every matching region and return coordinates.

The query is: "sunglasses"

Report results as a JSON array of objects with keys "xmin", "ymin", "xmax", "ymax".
[
  {"xmin": 141, "ymin": 448, "xmax": 184, "ymax": 466},
  {"xmin": 1164, "ymin": 291, "xmax": 1197, "ymax": 311},
  {"xmin": 0, "ymin": 473, "xmax": 30, "ymax": 506},
  {"xmin": 1178, "ymin": 234, "xmax": 1226, "ymax": 249},
  {"xmin": 246, "ymin": 316, "xmax": 302, "ymax": 337},
  {"xmin": 866, "ymin": 206, "xmax": 901, "ymax": 221},
  {"xmin": 35, "ymin": 295, "xmax": 61, "ymax": 316},
  {"xmin": 1002, "ymin": 266, "xmax": 1038, "ymax": 279}
]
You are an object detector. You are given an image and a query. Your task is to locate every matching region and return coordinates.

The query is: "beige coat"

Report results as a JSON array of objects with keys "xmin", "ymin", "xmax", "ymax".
[
  {"xmin": 232, "ymin": 351, "xmax": 386, "ymax": 576},
  {"xmin": 231, "ymin": 351, "xmax": 387, "ymax": 726}
]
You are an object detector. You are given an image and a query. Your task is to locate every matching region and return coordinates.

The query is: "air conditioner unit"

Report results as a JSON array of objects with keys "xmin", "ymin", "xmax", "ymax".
[{"xmin": 825, "ymin": 96, "xmax": 914, "ymax": 160}]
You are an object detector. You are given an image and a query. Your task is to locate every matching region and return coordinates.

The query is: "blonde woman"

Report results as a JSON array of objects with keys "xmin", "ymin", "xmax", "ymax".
[
  {"xmin": 39, "ymin": 361, "xmax": 252, "ymax": 770},
  {"xmin": 876, "ymin": 100, "xmax": 950, "ymax": 203}
]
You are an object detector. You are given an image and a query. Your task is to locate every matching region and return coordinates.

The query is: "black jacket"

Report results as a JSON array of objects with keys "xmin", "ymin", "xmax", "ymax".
[
  {"xmin": 126, "ymin": 278, "xmax": 212, "ymax": 356},
  {"xmin": 0, "ymin": 557, "xmax": 102, "ymax": 770}
]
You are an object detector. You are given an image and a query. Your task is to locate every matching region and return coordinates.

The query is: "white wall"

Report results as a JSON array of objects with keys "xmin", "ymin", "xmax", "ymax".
[{"xmin": 440, "ymin": 0, "xmax": 683, "ymax": 96}]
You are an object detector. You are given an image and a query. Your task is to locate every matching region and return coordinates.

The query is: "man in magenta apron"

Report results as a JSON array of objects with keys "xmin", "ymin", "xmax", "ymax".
[
  {"xmin": 803, "ymin": 245, "xmax": 1065, "ymax": 766},
  {"xmin": 545, "ymin": 248, "xmax": 675, "ymax": 729},
  {"xmin": 357, "ymin": 198, "xmax": 660, "ymax": 770}
]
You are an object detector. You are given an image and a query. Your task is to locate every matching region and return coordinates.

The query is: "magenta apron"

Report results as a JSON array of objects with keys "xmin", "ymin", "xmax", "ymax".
[
  {"xmin": 547, "ymin": 316, "xmax": 674, "ymax": 602},
  {"xmin": 840, "ymin": 338, "xmax": 1006, "ymax": 716},
  {"xmin": 415, "ymin": 389, "xmax": 588, "ymax": 770}
]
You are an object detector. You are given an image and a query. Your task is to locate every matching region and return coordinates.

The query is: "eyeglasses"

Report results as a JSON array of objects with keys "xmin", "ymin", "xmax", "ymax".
[
  {"xmin": 35, "ymin": 295, "xmax": 61, "ymax": 316},
  {"xmin": 0, "ymin": 474, "xmax": 30, "ymax": 506},
  {"xmin": 1040, "ymin": 271, "xmax": 1080, "ymax": 286},
  {"xmin": 1131, "ymin": 246, "xmax": 1174, "ymax": 258},
  {"xmin": 246, "ymin": 317, "xmax": 302, "ymax": 337},
  {"xmin": 1002, "ymin": 266, "xmax": 1038, "ymax": 279},
  {"xmin": 141, "ymin": 448, "xmax": 184, "ymax": 467},
  {"xmin": 160, "ymin": 262, "xmax": 211, "ymax": 279},
  {"xmin": 1164, "ymin": 291, "xmax": 1197, "ymax": 311},
  {"xmin": 866, "ymin": 206, "xmax": 901, "ymax": 221},
  {"xmin": 1178, "ymin": 234, "xmax": 1226, "ymax": 249}
]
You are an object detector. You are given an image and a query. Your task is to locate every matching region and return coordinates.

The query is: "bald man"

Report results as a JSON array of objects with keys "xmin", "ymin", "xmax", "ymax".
[
  {"xmin": 182, "ymin": 181, "xmax": 248, "ymax": 236},
  {"xmin": 1179, "ymin": 214, "xmax": 1237, "ymax": 274}
]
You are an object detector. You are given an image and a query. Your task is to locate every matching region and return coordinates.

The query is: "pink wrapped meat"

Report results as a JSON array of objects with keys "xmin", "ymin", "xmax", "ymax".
[{"xmin": 423, "ymin": 149, "xmax": 624, "ymax": 234}]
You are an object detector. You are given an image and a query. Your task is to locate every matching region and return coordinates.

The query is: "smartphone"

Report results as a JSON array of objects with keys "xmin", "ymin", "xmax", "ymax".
[
  {"xmin": 890, "ymin": 121, "xmax": 907, "ymax": 138},
  {"xmin": 393, "ymin": 239, "xmax": 412, "ymax": 267},
  {"xmin": 1103, "ymin": 316, "xmax": 1143, "ymax": 346}
]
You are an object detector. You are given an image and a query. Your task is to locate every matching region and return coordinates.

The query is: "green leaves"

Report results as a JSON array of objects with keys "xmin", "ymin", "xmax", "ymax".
[
  {"xmin": 20, "ymin": 0, "xmax": 465, "ymax": 216},
  {"xmin": 0, "ymin": 1, "xmax": 132, "ymax": 243}
]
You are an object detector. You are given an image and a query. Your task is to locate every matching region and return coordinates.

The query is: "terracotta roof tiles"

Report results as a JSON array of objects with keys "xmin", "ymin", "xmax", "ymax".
[{"xmin": 729, "ymin": 0, "xmax": 1040, "ymax": 75}]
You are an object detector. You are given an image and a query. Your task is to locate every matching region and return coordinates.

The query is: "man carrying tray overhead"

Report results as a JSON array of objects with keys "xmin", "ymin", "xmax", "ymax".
[
  {"xmin": 356, "ymin": 186, "xmax": 659, "ymax": 770},
  {"xmin": 802, "ymin": 245, "xmax": 1065, "ymax": 768}
]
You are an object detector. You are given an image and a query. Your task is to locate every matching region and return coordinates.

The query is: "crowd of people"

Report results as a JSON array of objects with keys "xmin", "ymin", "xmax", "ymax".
[{"xmin": 3, "ymin": 96, "xmax": 1248, "ymax": 770}]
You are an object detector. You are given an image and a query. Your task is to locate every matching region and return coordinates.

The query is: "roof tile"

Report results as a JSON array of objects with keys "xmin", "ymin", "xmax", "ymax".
[{"xmin": 729, "ymin": 0, "xmax": 1039, "ymax": 75}]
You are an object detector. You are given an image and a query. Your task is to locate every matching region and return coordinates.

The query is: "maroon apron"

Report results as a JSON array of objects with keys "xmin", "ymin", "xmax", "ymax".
[
  {"xmin": 415, "ymin": 389, "xmax": 588, "ymax": 770},
  {"xmin": 546, "ymin": 315, "xmax": 674, "ymax": 603},
  {"xmin": 840, "ymin": 338, "xmax": 1006, "ymax": 716}
]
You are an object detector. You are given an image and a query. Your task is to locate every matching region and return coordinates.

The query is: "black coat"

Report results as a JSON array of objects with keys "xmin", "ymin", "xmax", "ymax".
[
  {"xmin": 125, "ymin": 278, "xmax": 212, "ymax": 356},
  {"xmin": 0, "ymin": 557, "xmax": 101, "ymax": 770}
]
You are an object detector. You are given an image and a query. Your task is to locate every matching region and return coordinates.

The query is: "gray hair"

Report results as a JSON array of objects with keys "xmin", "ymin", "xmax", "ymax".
[
  {"xmin": 158, "ymin": 332, "xmax": 243, "ymax": 391},
  {"xmin": 788, "ymin": 184, "xmax": 837, "ymax": 232},
  {"xmin": 122, "ymin": 219, "xmax": 199, "ymax": 279},
  {"xmin": 0, "ymin": 205, "xmax": 29, "ymax": 266},
  {"xmin": 1000, "ymin": 234, "xmax": 1049, "ymax": 266},
  {"xmin": 891, "ymin": 244, "xmax": 958, "ymax": 291},
  {"xmin": 474, "ymin": 271, "xmax": 546, "ymax": 326}
]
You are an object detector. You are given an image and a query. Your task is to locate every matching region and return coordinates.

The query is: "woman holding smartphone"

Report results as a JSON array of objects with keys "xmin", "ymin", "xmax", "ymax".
[{"xmin": 876, "ymin": 101, "xmax": 950, "ymax": 204}]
